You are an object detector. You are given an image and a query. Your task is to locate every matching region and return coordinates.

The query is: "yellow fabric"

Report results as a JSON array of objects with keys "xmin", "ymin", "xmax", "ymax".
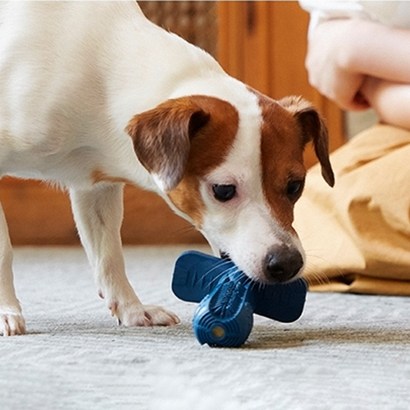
[{"xmin": 295, "ymin": 124, "xmax": 410, "ymax": 295}]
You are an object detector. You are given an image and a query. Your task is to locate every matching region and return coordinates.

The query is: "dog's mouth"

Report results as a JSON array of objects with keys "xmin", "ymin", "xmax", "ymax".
[{"xmin": 219, "ymin": 250, "xmax": 231, "ymax": 261}]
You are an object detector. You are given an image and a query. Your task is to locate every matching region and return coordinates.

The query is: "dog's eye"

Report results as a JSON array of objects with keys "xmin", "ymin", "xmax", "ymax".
[
  {"xmin": 212, "ymin": 184, "xmax": 236, "ymax": 202},
  {"xmin": 286, "ymin": 179, "xmax": 304, "ymax": 202}
]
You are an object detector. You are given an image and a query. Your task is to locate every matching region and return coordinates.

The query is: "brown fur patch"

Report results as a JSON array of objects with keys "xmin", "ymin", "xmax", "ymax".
[
  {"xmin": 126, "ymin": 97, "xmax": 211, "ymax": 191},
  {"xmin": 91, "ymin": 169, "xmax": 131, "ymax": 185},
  {"xmin": 279, "ymin": 96, "xmax": 334, "ymax": 186},
  {"xmin": 167, "ymin": 96, "xmax": 239, "ymax": 227},
  {"xmin": 259, "ymin": 95, "xmax": 307, "ymax": 230}
]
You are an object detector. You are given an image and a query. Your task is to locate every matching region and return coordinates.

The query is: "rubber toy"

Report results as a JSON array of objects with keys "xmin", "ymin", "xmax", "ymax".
[{"xmin": 172, "ymin": 251, "xmax": 307, "ymax": 347}]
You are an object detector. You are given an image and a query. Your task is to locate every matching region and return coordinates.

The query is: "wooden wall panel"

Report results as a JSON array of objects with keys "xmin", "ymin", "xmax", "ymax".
[
  {"xmin": 0, "ymin": 178, "xmax": 77, "ymax": 245},
  {"xmin": 0, "ymin": 178, "xmax": 204, "ymax": 245}
]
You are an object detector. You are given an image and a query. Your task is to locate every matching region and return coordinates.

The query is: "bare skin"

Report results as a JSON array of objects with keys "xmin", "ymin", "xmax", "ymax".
[{"xmin": 306, "ymin": 18, "xmax": 410, "ymax": 129}]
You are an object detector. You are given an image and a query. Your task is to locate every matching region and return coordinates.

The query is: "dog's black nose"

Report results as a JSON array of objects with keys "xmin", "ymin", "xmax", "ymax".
[{"xmin": 264, "ymin": 245, "xmax": 304, "ymax": 283}]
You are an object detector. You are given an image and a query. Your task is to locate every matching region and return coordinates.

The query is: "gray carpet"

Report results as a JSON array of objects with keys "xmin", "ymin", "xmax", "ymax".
[{"xmin": 1, "ymin": 246, "xmax": 409, "ymax": 410}]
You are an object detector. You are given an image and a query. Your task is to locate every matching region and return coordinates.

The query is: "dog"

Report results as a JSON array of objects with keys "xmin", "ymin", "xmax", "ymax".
[{"xmin": 0, "ymin": 1, "xmax": 334, "ymax": 336}]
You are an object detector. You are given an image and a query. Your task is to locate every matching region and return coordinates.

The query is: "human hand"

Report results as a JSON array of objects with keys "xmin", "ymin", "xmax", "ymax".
[
  {"xmin": 305, "ymin": 19, "xmax": 370, "ymax": 111},
  {"xmin": 361, "ymin": 77, "xmax": 410, "ymax": 130}
]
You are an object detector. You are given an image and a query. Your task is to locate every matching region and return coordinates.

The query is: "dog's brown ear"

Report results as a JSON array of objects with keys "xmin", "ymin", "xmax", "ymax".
[
  {"xmin": 126, "ymin": 97, "xmax": 210, "ymax": 191},
  {"xmin": 280, "ymin": 96, "xmax": 335, "ymax": 187}
]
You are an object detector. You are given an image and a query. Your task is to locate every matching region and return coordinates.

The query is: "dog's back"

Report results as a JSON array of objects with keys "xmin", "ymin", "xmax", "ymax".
[
  {"xmin": 0, "ymin": 1, "xmax": 223, "ymax": 185},
  {"xmin": 0, "ymin": 2, "xmax": 125, "ymax": 175}
]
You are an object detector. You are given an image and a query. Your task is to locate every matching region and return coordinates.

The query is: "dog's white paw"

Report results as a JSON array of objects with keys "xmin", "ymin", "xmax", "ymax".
[
  {"xmin": 110, "ymin": 301, "xmax": 180, "ymax": 327},
  {"xmin": 0, "ymin": 308, "xmax": 26, "ymax": 336}
]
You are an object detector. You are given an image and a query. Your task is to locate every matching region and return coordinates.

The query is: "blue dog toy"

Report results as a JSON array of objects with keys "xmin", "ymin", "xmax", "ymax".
[{"xmin": 172, "ymin": 251, "xmax": 307, "ymax": 347}]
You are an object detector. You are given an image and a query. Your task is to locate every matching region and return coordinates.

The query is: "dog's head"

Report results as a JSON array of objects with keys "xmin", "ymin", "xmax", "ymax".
[{"xmin": 126, "ymin": 93, "xmax": 334, "ymax": 284}]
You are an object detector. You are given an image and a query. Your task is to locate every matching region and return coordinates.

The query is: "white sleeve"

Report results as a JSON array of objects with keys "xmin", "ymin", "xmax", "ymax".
[
  {"xmin": 300, "ymin": 1, "xmax": 410, "ymax": 33},
  {"xmin": 299, "ymin": 1, "xmax": 368, "ymax": 36}
]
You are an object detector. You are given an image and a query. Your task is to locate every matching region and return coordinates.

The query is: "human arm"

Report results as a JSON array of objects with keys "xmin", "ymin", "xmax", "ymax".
[
  {"xmin": 304, "ymin": 16, "xmax": 410, "ymax": 130},
  {"xmin": 361, "ymin": 78, "xmax": 410, "ymax": 130},
  {"xmin": 305, "ymin": 18, "xmax": 410, "ymax": 111}
]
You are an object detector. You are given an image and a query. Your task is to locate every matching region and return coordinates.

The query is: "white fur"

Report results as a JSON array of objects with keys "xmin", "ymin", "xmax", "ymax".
[
  {"xmin": 199, "ymin": 123, "xmax": 305, "ymax": 282},
  {"xmin": 0, "ymin": 1, "xmax": 304, "ymax": 336}
]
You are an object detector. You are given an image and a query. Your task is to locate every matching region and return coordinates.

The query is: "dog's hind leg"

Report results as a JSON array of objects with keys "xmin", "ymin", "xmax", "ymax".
[
  {"xmin": 0, "ymin": 202, "xmax": 26, "ymax": 336},
  {"xmin": 70, "ymin": 183, "xmax": 179, "ymax": 327}
]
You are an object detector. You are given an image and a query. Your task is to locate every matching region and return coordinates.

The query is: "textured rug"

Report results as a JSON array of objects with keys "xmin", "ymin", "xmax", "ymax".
[{"xmin": 1, "ymin": 246, "xmax": 409, "ymax": 410}]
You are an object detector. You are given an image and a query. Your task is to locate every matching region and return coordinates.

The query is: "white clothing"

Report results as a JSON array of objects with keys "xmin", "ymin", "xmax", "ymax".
[{"xmin": 300, "ymin": 1, "xmax": 410, "ymax": 34}]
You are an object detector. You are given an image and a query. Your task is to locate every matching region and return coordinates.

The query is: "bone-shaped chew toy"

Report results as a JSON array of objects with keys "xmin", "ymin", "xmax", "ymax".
[{"xmin": 172, "ymin": 251, "xmax": 307, "ymax": 347}]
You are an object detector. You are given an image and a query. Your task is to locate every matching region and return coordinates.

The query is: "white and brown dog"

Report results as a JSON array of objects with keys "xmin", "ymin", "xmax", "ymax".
[{"xmin": 0, "ymin": 2, "xmax": 334, "ymax": 336}]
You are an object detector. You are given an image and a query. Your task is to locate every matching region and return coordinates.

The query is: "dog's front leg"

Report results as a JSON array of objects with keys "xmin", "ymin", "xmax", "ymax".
[
  {"xmin": 0, "ymin": 204, "xmax": 26, "ymax": 336},
  {"xmin": 70, "ymin": 184, "xmax": 179, "ymax": 327}
]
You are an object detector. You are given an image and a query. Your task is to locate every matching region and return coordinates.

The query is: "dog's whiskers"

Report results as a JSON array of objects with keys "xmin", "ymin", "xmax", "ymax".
[{"xmin": 205, "ymin": 259, "xmax": 236, "ymax": 288}]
